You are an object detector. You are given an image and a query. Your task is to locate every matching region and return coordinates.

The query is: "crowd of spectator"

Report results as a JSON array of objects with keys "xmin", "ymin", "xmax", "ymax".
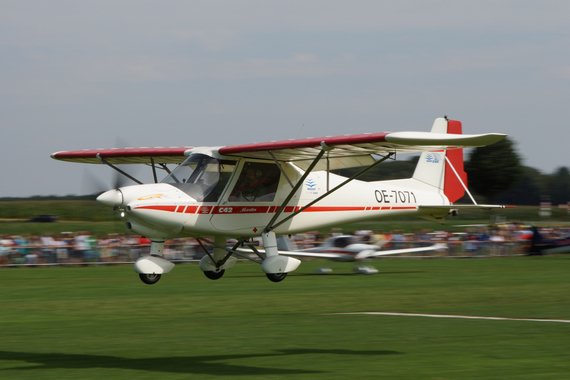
[
  {"xmin": 0, "ymin": 232, "xmax": 204, "ymax": 266},
  {"xmin": 336, "ymin": 224, "xmax": 568, "ymax": 256},
  {"xmin": 0, "ymin": 224, "xmax": 568, "ymax": 266}
]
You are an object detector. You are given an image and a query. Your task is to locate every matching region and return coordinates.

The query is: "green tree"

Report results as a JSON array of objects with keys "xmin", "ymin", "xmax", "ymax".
[
  {"xmin": 494, "ymin": 166, "xmax": 544, "ymax": 205},
  {"xmin": 548, "ymin": 167, "xmax": 570, "ymax": 205},
  {"xmin": 465, "ymin": 137, "xmax": 523, "ymax": 202}
]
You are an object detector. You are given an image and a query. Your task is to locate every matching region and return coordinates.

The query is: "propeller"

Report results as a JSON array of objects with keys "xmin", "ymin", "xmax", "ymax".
[
  {"xmin": 80, "ymin": 137, "xmax": 144, "ymax": 197},
  {"xmin": 81, "ymin": 163, "xmax": 140, "ymax": 198}
]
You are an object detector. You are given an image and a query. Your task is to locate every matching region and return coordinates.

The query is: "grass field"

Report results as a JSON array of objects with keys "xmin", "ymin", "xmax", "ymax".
[{"xmin": 1, "ymin": 256, "xmax": 569, "ymax": 379}]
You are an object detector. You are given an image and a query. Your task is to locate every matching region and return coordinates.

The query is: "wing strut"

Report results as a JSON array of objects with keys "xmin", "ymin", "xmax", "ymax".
[
  {"xmin": 264, "ymin": 151, "xmax": 395, "ymax": 233},
  {"xmin": 159, "ymin": 163, "xmax": 173, "ymax": 175},
  {"xmin": 197, "ymin": 237, "xmax": 245, "ymax": 270},
  {"xmin": 150, "ymin": 158, "xmax": 158, "ymax": 183},
  {"xmin": 444, "ymin": 155, "xmax": 478, "ymax": 205},
  {"xmin": 269, "ymin": 151, "xmax": 294, "ymax": 188},
  {"xmin": 97, "ymin": 155, "xmax": 143, "ymax": 185},
  {"xmin": 263, "ymin": 146, "xmax": 328, "ymax": 233}
]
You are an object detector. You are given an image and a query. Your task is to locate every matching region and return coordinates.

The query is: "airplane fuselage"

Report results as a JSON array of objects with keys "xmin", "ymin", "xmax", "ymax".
[{"xmin": 119, "ymin": 155, "xmax": 450, "ymax": 239}]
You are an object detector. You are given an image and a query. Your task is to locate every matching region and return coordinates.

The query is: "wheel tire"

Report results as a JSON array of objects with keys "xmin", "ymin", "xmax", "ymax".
[
  {"xmin": 203, "ymin": 269, "xmax": 225, "ymax": 280},
  {"xmin": 139, "ymin": 273, "xmax": 161, "ymax": 285},
  {"xmin": 266, "ymin": 272, "xmax": 287, "ymax": 283}
]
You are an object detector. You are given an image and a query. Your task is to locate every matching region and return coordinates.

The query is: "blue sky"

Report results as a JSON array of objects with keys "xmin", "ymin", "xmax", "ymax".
[{"xmin": 2, "ymin": 1, "xmax": 569, "ymax": 196}]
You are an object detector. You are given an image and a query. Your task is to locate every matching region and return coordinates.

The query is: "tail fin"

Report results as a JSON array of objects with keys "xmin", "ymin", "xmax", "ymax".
[{"xmin": 412, "ymin": 118, "xmax": 468, "ymax": 203}]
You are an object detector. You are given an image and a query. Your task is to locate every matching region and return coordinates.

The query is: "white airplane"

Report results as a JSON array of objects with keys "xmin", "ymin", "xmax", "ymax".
[
  {"xmin": 51, "ymin": 117, "xmax": 505, "ymax": 284},
  {"xmin": 274, "ymin": 234, "xmax": 447, "ymax": 274}
]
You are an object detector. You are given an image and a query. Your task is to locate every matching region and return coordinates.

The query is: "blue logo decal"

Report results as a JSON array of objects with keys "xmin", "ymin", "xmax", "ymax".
[
  {"xmin": 426, "ymin": 153, "xmax": 440, "ymax": 164},
  {"xmin": 305, "ymin": 179, "xmax": 317, "ymax": 191}
]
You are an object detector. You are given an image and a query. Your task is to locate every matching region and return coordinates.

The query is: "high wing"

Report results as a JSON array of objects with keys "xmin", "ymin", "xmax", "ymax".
[
  {"xmin": 215, "ymin": 129, "xmax": 505, "ymax": 171},
  {"xmin": 217, "ymin": 131, "xmax": 505, "ymax": 162},
  {"xmin": 51, "ymin": 129, "xmax": 504, "ymax": 169},
  {"xmin": 51, "ymin": 147, "xmax": 192, "ymax": 165}
]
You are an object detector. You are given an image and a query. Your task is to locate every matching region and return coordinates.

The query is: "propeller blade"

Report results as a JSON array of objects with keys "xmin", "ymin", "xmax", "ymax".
[
  {"xmin": 81, "ymin": 138, "xmax": 143, "ymax": 197},
  {"xmin": 81, "ymin": 168, "xmax": 109, "ymax": 196}
]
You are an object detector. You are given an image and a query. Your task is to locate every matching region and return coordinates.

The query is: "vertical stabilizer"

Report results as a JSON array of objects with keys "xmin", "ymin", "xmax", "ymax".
[{"xmin": 412, "ymin": 118, "xmax": 467, "ymax": 203}]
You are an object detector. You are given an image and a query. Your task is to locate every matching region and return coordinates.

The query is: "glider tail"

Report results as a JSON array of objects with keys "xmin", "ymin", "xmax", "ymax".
[{"xmin": 412, "ymin": 118, "xmax": 468, "ymax": 203}]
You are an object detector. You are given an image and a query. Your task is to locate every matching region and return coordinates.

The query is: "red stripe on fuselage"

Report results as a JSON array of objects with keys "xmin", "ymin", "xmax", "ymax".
[
  {"xmin": 134, "ymin": 205, "xmax": 416, "ymax": 215},
  {"xmin": 135, "ymin": 205, "xmax": 177, "ymax": 212}
]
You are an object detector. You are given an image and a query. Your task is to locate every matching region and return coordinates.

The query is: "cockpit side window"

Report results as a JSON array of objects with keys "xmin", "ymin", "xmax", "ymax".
[
  {"xmin": 333, "ymin": 236, "xmax": 354, "ymax": 248},
  {"xmin": 203, "ymin": 161, "xmax": 236, "ymax": 202},
  {"xmin": 228, "ymin": 162, "xmax": 281, "ymax": 202},
  {"xmin": 162, "ymin": 154, "xmax": 236, "ymax": 202}
]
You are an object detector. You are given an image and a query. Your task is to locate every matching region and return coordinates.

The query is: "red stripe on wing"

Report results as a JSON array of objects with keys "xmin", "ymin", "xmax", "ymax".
[{"xmin": 219, "ymin": 132, "xmax": 389, "ymax": 155}]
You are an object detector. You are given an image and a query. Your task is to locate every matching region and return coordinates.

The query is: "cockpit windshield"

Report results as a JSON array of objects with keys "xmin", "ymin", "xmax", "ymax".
[{"xmin": 162, "ymin": 154, "xmax": 236, "ymax": 202}]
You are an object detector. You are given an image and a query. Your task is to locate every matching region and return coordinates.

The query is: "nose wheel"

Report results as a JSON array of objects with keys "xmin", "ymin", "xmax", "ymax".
[{"xmin": 139, "ymin": 273, "xmax": 162, "ymax": 285}]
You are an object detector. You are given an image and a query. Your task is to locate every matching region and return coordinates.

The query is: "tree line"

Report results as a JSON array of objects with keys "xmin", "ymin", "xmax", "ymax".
[
  {"xmin": 337, "ymin": 138, "xmax": 569, "ymax": 206},
  {"xmin": 466, "ymin": 138, "xmax": 569, "ymax": 205}
]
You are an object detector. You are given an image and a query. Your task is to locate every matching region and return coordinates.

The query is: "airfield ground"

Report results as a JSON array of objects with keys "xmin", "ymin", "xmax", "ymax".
[{"xmin": 1, "ymin": 256, "xmax": 569, "ymax": 379}]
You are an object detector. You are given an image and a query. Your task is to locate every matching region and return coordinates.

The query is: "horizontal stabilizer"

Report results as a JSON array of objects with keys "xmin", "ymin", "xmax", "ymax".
[
  {"xmin": 385, "ymin": 132, "xmax": 506, "ymax": 147},
  {"xmin": 420, "ymin": 204, "xmax": 506, "ymax": 211},
  {"xmin": 418, "ymin": 205, "xmax": 507, "ymax": 220}
]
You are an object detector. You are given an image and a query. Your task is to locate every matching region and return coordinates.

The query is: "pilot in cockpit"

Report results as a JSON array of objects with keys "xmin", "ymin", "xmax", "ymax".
[{"xmin": 229, "ymin": 163, "xmax": 279, "ymax": 202}]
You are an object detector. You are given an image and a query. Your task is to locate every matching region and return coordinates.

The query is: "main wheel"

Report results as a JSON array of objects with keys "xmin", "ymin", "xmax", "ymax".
[
  {"xmin": 139, "ymin": 273, "xmax": 161, "ymax": 285},
  {"xmin": 203, "ymin": 269, "xmax": 225, "ymax": 280},
  {"xmin": 266, "ymin": 273, "xmax": 287, "ymax": 283}
]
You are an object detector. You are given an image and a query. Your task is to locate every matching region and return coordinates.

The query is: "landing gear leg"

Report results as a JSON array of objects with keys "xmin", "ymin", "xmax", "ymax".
[
  {"xmin": 198, "ymin": 236, "xmax": 237, "ymax": 280},
  {"xmin": 134, "ymin": 241, "xmax": 174, "ymax": 285},
  {"xmin": 261, "ymin": 231, "xmax": 301, "ymax": 282}
]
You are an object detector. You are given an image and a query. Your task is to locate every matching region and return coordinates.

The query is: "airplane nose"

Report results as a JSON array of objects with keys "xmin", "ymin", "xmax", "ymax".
[{"xmin": 96, "ymin": 189, "xmax": 124, "ymax": 207}]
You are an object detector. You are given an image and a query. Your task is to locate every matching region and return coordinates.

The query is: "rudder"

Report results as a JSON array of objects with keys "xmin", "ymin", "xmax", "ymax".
[{"xmin": 443, "ymin": 119, "xmax": 467, "ymax": 203}]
